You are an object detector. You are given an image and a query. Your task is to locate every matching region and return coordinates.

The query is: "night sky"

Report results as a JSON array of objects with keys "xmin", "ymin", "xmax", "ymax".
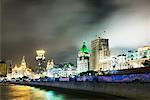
[{"xmin": 1, "ymin": 0, "xmax": 150, "ymax": 67}]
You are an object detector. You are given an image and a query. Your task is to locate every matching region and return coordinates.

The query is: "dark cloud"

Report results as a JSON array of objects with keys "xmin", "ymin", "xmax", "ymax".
[{"xmin": 1, "ymin": 0, "xmax": 150, "ymax": 66}]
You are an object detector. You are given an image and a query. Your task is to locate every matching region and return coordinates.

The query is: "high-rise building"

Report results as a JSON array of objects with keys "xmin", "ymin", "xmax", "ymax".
[
  {"xmin": 77, "ymin": 42, "xmax": 90, "ymax": 73},
  {"xmin": 90, "ymin": 37, "xmax": 110, "ymax": 71},
  {"xmin": 35, "ymin": 50, "xmax": 46, "ymax": 74},
  {"xmin": 0, "ymin": 60, "xmax": 7, "ymax": 77}
]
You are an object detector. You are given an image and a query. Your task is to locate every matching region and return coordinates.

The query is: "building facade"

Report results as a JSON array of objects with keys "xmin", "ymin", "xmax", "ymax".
[
  {"xmin": 109, "ymin": 54, "xmax": 129, "ymax": 70},
  {"xmin": 46, "ymin": 59, "xmax": 54, "ymax": 77},
  {"xmin": 6, "ymin": 60, "xmax": 13, "ymax": 74},
  {"xmin": 11, "ymin": 56, "xmax": 32, "ymax": 78},
  {"xmin": 46, "ymin": 59, "xmax": 54, "ymax": 70},
  {"xmin": 127, "ymin": 45, "xmax": 150, "ymax": 68},
  {"xmin": 0, "ymin": 61, "xmax": 7, "ymax": 77},
  {"xmin": 35, "ymin": 50, "xmax": 46, "ymax": 74},
  {"xmin": 77, "ymin": 42, "xmax": 90, "ymax": 73},
  {"xmin": 90, "ymin": 37, "xmax": 110, "ymax": 71}
]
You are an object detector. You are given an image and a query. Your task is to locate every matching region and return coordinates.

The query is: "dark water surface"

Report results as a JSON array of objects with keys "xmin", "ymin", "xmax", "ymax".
[{"xmin": 0, "ymin": 84, "xmax": 133, "ymax": 100}]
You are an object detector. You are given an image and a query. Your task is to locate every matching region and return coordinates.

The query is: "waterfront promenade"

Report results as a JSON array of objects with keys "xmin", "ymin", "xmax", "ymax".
[{"xmin": 11, "ymin": 82, "xmax": 150, "ymax": 100}]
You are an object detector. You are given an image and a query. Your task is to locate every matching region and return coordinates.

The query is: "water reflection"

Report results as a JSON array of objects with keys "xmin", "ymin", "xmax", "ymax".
[
  {"xmin": 0, "ymin": 84, "xmax": 132, "ymax": 100},
  {"xmin": 46, "ymin": 91, "xmax": 64, "ymax": 100},
  {"xmin": 0, "ymin": 84, "xmax": 65, "ymax": 100}
]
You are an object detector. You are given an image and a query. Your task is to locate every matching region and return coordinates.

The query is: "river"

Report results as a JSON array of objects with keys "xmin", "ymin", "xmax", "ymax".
[{"xmin": 0, "ymin": 84, "xmax": 133, "ymax": 100}]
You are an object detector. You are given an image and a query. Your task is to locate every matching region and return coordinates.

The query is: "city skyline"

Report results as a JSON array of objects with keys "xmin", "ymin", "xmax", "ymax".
[
  {"xmin": 1, "ymin": 0, "xmax": 150, "ymax": 66},
  {"xmin": 0, "ymin": 1, "xmax": 150, "ymax": 100}
]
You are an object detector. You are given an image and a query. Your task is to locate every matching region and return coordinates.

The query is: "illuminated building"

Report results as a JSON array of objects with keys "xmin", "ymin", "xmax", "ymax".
[
  {"xmin": 127, "ymin": 51, "xmax": 139, "ymax": 68},
  {"xmin": 77, "ymin": 42, "xmax": 89, "ymax": 73},
  {"xmin": 127, "ymin": 45, "xmax": 150, "ymax": 68},
  {"xmin": 101, "ymin": 46, "xmax": 150, "ymax": 71},
  {"xmin": 46, "ymin": 59, "xmax": 54, "ymax": 70},
  {"xmin": 46, "ymin": 62, "xmax": 77, "ymax": 77},
  {"xmin": 137, "ymin": 45, "xmax": 150, "ymax": 59},
  {"xmin": 46, "ymin": 59, "xmax": 54, "ymax": 77},
  {"xmin": 60, "ymin": 68, "xmax": 77, "ymax": 77},
  {"xmin": 98, "ymin": 55, "xmax": 128, "ymax": 71},
  {"xmin": 11, "ymin": 64, "xmax": 23, "ymax": 78},
  {"xmin": 21, "ymin": 56, "xmax": 27, "ymax": 69},
  {"xmin": 6, "ymin": 60, "xmax": 13, "ymax": 74},
  {"xmin": 109, "ymin": 54, "xmax": 128, "ymax": 70},
  {"xmin": 0, "ymin": 61, "xmax": 7, "ymax": 77},
  {"xmin": 116, "ymin": 54, "xmax": 128, "ymax": 70},
  {"xmin": 35, "ymin": 50, "xmax": 46, "ymax": 74},
  {"xmin": 49, "ymin": 68, "xmax": 62, "ymax": 78},
  {"xmin": 99, "ymin": 57, "xmax": 111, "ymax": 71},
  {"xmin": 11, "ymin": 56, "xmax": 32, "ymax": 78},
  {"xmin": 137, "ymin": 46, "xmax": 150, "ymax": 67},
  {"xmin": 90, "ymin": 37, "xmax": 110, "ymax": 71},
  {"xmin": 60, "ymin": 63, "xmax": 77, "ymax": 77}
]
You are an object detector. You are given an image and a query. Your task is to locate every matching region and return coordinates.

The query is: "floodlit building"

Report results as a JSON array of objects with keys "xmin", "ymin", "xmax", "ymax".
[
  {"xmin": 98, "ymin": 55, "xmax": 128, "ymax": 71},
  {"xmin": 11, "ymin": 56, "xmax": 32, "ymax": 78},
  {"xmin": 137, "ymin": 46, "xmax": 150, "ymax": 60},
  {"xmin": 46, "ymin": 59, "xmax": 54, "ymax": 77},
  {"xmin": 127, "ymin": 45, "xmax": 150, "ymax": 68},
  {"xmin": 6, "ymin": 60, "xmax": 13, "ymax": 74},
  {"xmin": 99, "ymin": 57, "xmax": 111, "ymax": 71},
  {"xmin": 106, "ymin": 46, "xmax": 150, "ymax": 70},
  {"xmin": 35, "ymin": 50, "xmax": 46, "ymax": 74},
  {"xmin": 60, "ymin": 68, "xmax": 77, "ymax": 77},
  {"xmin": 61, "ymin": 63, "xmax": 77, "ymax": 77},
  {"xmin": 0, "ymin": 61, "xmax": 7, "ymax": 77},
  {"xmin": 46, "ymin": 59, "xmax": 54, "ymax": 70},
  {"xmin": 77, "ymin": 42, "xmax": 90, "ymax": 73},
  {"xmin": 116, "ymin": 54, "xmax": 128, "ymax": 70},
  {"xmin": 90, "ymin": 37, "xmax": 110, "ymax": 71}
]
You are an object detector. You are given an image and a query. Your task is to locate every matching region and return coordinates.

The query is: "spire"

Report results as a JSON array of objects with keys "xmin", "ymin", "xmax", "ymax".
[
  {"xmin": 80, "ymin": 42, "xmax": 89, "ymax": 54},
  {"xmin": 21, "ymin": 56, "xmax": 26, "ymax": 68}
]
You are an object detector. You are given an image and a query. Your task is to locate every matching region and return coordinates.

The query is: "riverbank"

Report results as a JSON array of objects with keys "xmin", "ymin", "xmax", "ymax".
[{"xmin": 11, "ymin": 82, "xmax": 150, "ymax": 100}]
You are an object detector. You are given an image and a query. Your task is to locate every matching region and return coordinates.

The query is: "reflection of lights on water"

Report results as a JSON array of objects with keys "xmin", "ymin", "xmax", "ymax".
[
  {"xmin": 8, "ymin": 85, "xmax": 31, "ymax": 100},
  {"xmin": 30, "ymin": 87, "xmax": 64, "ymax": 100},
  {"xmin": 7, "ymin": 85, "xmax": 64, "ymax": 100},
  {"xmin": 47, "ymin": 91, "xmax": 55, "ymax": 100},
  {"xmin": 48, "ymin": 91, "xmax": 55, "ymax": 96},
  {"xmin": 47, "ymin": 91, "xmax": 64, "ymax": 100},
  {"xmin": 57, "ymin": 94, "xmax": 64, "ymax": 100},
  {"xmin": 10, "ymin": 85, "xmax": 30, "ymax": 91},
  {"xmin": 1, "ymin": 84, "xmax": 66, "ymax": 100}
]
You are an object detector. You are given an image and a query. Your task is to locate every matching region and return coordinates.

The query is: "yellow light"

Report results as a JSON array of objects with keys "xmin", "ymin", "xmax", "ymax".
[{"xmin": 36, "ymin": 50, "xmax": 45, "ymax": 54}]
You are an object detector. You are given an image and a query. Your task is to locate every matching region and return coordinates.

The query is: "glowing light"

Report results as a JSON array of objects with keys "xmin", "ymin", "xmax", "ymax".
[
  {"xmin": 36, "ymin": 50, "xmax": 45, "ymax": 55},
  {"xmin": 79, "ymin": 42, "xmax": 89, "ymax": 53},
  {"xmin": 36, "ymin": 49, "xmax": 46, "ymax": 61}
]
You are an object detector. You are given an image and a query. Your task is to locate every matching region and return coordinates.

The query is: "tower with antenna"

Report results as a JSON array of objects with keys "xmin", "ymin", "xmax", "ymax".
[
  {"xmin": 35, "ymin": 50, "xmax": 46, "ymax": 74},
  {"xmin": 90, "ymin": 36, "xmax": 110, "ymax": 71}
]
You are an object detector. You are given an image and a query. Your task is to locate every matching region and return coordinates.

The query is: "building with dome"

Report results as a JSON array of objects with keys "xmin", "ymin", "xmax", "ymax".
[
  {"xmin": 77, "ymin": 42, "xmax": 90, "ymax": 73},
  {"xmin": 11, "ymin": 56, "xmax": 33, "ymax": 78}
]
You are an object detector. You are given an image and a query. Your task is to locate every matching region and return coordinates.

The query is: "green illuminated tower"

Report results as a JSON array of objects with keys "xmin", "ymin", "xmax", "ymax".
[{"xmin": 77, "ymin": 42, "xmax": 90, "ymax": 73}]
